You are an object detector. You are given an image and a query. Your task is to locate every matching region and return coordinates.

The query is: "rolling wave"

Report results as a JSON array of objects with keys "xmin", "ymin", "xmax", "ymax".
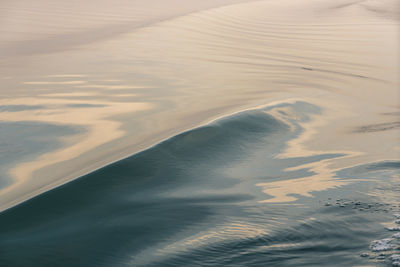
[
  {"xmin": 1, "ymin": 0, "xmax": 397, "ymax": 212},
  {"xmin": 0, "ymin": 101, "xmax": 398, "ymax": 266},
  {"xmin": 0, "ymin": 0, "xmax": 399, "ymax": 266}
]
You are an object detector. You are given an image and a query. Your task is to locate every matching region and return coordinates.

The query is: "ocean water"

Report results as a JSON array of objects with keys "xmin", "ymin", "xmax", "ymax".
[
  {"xmin": 0, "ymin": 102, "xmax": 399, "ymax": 266},
  {"xmin": 0, "ymin": 0, "xmax": 399, "ymax": 266}
]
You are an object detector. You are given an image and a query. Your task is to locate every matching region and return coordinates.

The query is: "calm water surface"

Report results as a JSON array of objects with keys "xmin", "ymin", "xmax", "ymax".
[{"xmin": 0, "ymin": 0, "xmax": 399, "ymax": 266}]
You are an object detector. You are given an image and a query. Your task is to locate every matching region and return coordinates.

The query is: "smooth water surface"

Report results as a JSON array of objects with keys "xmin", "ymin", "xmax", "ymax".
[{"xmin": 0, "ymin": 0, "xmax": 399, "ymax": 266}]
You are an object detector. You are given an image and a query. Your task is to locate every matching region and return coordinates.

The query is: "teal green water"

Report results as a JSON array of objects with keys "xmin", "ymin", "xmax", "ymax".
[
  {"xmin": 0, "ymin": 102, "xmax": 399, "ymax": 266},
  {"xmin": 0, "ymin": 0, "xmax": 399, "ymax": 266},
  {"xmin": 0, "ymin": 122, "xmax": 82, "ymax": 189}
]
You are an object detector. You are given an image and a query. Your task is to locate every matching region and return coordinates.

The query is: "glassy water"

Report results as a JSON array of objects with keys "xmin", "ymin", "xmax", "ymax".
[{"xmin": 0, "ymin": 0, "xmax": 399, "ymax": 266}]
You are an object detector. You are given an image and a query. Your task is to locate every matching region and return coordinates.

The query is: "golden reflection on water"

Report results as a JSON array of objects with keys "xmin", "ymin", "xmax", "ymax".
[
  {"xmin": 23, "ymin": 81, "xmax": 86, "ymax": 85},
  {"xmin": 258, "ymin": 94, "xmax": 398, "ymax": 202},
  {"xmin": 0, "ymin": 91, "xmax": 150, "ymax": 200},
  {"xmin": 75, "ymin": 84, "xmax": 146, "ymax": 90},
  {"xmin": 129, "ymin": 221, "xmax": 269, "ymax": 265},
  {"xmin": 0, "ymin": 0, "xmax": 398, "ymax": 209}
]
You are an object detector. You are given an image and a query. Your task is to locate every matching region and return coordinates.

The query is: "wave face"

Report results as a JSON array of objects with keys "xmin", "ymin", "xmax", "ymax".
[
  {"xmin": 0, "ymin": 102, "xmax": 399, "ymax": 266},
  {"xmin": 0, "ymin": 0, "xmax": 399, "ymax": 266},
  {"xmin": 0, "ymin": 0, "xmax": 398, "ymax": 211}
]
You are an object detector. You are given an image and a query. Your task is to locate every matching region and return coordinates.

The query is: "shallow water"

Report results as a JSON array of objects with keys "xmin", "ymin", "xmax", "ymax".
[{"xmin": 0, "ymin": 0, "xmax": 399, "ymax": 266}]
